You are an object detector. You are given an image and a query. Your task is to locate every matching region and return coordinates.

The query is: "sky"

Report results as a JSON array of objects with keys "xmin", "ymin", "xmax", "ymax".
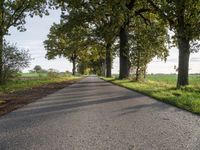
[{"xmin": 6, "ymin": 9, "xmax": 200, "ymax": 74}]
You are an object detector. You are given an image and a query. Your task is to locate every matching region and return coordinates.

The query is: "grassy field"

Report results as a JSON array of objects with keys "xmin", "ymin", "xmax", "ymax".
[
  {"xmin": 103, "ymin": 74, "xmax": 200, "ymax": 114},
  {"xmin": 21, "ymin": 72, "xmax": 48, "ymax": 77},
  {"xmin": 0, "ymin": 73, "xmax": 79, "ymax": 94},
  {"xmin": 147, "ymin": 74, "xmax": 200, "ymax": 86}
]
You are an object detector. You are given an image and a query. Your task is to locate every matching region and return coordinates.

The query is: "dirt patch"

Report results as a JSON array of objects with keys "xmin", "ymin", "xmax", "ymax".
[{"xmin": 0, "ymin": 78, "xmax": 82, "ymax": 116}]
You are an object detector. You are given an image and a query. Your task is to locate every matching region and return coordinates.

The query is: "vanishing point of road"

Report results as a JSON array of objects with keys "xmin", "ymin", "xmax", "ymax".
[{"xmin": 1, "ymin": 76, "xmax": 200, "ymax": 150}]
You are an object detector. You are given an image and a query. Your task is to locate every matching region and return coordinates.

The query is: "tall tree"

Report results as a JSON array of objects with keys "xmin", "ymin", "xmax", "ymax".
[
  {"xmin": 105, "ymin": 0, "xmax": 151, "ymax": 79},
  {"xmin": 148, "ymin": 0, "xmax": 200, "ymax": 87},
  {"xmin": 0, "ymin": 0, "xmax": 48, "ymax": 83},
  {"xmin": 118, "ymin": 0, "xmax": 136, "ymax": 79}
]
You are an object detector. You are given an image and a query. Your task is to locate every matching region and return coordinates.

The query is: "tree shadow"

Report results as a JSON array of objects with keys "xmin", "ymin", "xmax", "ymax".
[
  {"xmin": 70, "ymin": 81, "xmax": 113, "ymax": 88},
  {"xmin": 117, "ymin": 102, "xmax": 174, "ymax": 116},
  {"xmin": 19, "ymin": 92, "xmax": 122, "ymax": 111},
  {"xmin": 0, "ymin": 92, "xmax": 144, "ymax": 135}
]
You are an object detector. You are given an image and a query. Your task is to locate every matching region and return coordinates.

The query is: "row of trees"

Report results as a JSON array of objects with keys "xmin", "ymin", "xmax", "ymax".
[
  {"xmin": 44, "ymin": 0, "xmax": 200, "ymax": 88},
  {"xmin": 0, "ymin": 1, "xmax": 199, "ymax": 88}
]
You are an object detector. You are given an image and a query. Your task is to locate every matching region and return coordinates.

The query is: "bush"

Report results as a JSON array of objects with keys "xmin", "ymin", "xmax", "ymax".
[
  {"xmin": 2, "ymin": 42, "xmax": 31, "ymax": 82},
  {"xmin": 47, "ymin": 70, "xmax": 59, "ymax": 78}
]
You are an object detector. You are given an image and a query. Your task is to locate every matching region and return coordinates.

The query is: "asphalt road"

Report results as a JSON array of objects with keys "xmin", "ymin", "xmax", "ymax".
[{"xmin": 1, "ymin": 76, "xmax": 200, "ymax": 150}]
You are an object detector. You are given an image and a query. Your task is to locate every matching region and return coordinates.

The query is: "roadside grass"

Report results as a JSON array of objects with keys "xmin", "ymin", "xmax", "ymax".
[
  {"xmin": 0, "ymin": 76, "xmax": 80, "ymax": 94},
  {"xmin": 102, "ymin": 75, "xmax": 200, "ymax": 114}
]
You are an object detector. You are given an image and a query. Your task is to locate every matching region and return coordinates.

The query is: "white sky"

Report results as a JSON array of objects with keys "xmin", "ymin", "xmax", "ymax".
[{"xmin": 6, "ymin": 9, "xmax": 200, "ymax": 74}]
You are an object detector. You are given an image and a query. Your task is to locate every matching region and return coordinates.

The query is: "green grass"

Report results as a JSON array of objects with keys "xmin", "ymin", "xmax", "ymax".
[
  {"xmin": 21, "ymin": 72, "xmax": 48, "ymax": 77},
  {"xmin": 103, "ymin": 75, "xmax": 200, "ymax": 114},
  {"xmin": 0, "ymin": 76, "xmax": 80, "ymax": 94},
  {"xmin": 147, "ymin": 74, "xmax": 200, "ymax": 86}
]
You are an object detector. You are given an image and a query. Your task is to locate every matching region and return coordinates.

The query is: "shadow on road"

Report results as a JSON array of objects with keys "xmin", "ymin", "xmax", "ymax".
[
  {"xmin": 0, "ymin": 77, "xmax": 173, "ymax": 137},
  {"xmin": 117, "ymin": 102, "xmax": 171, "ymax": 116},
  {"xmin": 2, "ymin": 94, "xmax": 144, "ymax": 120}
]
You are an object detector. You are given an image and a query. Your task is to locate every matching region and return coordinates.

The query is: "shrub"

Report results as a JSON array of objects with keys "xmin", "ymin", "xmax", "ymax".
[
  {"xmin": 2, "ymin": 42, "xmax": 31, "ymax": 83},
  {"xmin": 47, "ymin": 69, "xmax": 59, "ymax": 78}
]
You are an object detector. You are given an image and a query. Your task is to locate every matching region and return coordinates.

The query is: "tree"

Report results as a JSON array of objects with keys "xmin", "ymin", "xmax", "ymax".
[
  {"xmin": 129, "ymin": 14, "xmax": 168, "ymax": 81},
  {"xmin": 0, "ymin": 0, "xmax": 48, "ymax": 83},
  {"xmin": 44, "ymin": 22, "xmax": 89, "ymax": 75},
  {"xmin": 33, "ymin": 65, "xmax": 42, "ymax": 73},
  {"xmin": 2, "ymin": 42, "xmax": 30, "ymax": 82},
  {"xmin": 89, "ymin": 3, "xmax": 119, "ymax": 77},
  {"xmin": 77, "ymin": 44, "xmax": 106, "ymax": 76},
  {"xmin": 56, "ymin": 0, "xmax": 118, "ymax": 77},
  {"xmin": 98, "ymin": 0, "xmax": 152, "ymax": 79},
  {"xmin": 148, "ymin": 0, "xmax": 200, "ymax": 87},
  {"xmin": 116, "ymin": 0, "xmax": 137, "ymax": 79}
]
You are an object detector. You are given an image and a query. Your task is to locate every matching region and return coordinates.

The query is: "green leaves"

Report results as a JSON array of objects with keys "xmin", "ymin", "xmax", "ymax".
[
  {"xmin": 0, "ymin": 0, "xmax": 48, "ymax": 35},
  {"xmin": 2, "ymin": 42, "xmax": 31, "ymax": 81},
  {"xmin": 129, "ymin": 11, "xmax": 169, "ymax": 79},
  {"xmin": 44, "ymin": 21, "xmax": 89, "ymax": 63}
]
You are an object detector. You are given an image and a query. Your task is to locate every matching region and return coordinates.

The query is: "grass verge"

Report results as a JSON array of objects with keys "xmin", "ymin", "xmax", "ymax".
[
  {"xmin": 0, "ymin": 76, "xmax": 80, "ymax": 94},
  {"xmin": 102, "ymin": 77, "xmax": 200, "ymax": 114}
]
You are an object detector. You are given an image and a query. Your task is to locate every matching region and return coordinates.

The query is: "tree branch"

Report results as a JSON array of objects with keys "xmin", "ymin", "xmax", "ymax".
[
  {"xmin": 126, "ymin": 0, "xmax": 136, "ymax": 10},
  {"xmin": 6, "ymin": 0, "xmax": 30, "ymax": 30},
  {"xmin": 147, "ymin": 0, "xmax": 175, "ymax": 26},
  {"xmin": 139, "ymin": 14, "xmax": 151, "ymax": 25}
]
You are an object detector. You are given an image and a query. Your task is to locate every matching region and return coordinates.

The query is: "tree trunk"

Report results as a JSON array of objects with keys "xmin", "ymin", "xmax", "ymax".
[
  {"xmin": 102, "ymin": 60, "xmax": 106, "ymax": 76},
  {"xmin": 177, "ymin": 37, "xmax": 190, "ymax": 88},
  {"xmin": 119, "ymin": 26, "xmax": 130, "ymax": 79},
  {"xmin": 0, "ymin": 34, "xmax": 3, "ymax": 84},
  {"xmin": 0, "ymin": 0, "xmax": 5, "ymax": 84},
  {"xmin": 135, "ymin": 51, "xmax": 140, "ymax": 81},
  {"xmin": 176, "ymin": 4, "xmax": 190, "ymax": 88},
  {"xmin": 72, "ymin": 58, "xmax": 76, "ymax": 76},
  {"xmin": 99, "ymin": 58, "xmax": 105, "ymax": 76},
  {"xmin": 135, "ymin": 67, "xmax": 140, "ymax": 81},
  {"xmin": 143, "ymin": 65, "xmax": 147, "ymax": 79},
  {"xmin": 118, "ymin": 0, "xmax": 135, "ymax": 79},
  {"xmin": 106, "ymin": 43, "xmax": 112, "ymax": 77}
]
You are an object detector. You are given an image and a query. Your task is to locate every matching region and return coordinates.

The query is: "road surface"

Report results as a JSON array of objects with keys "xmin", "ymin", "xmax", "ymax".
[{"xmin": 1, "ymin": 76, "xmax": 200, "ymax": 150}]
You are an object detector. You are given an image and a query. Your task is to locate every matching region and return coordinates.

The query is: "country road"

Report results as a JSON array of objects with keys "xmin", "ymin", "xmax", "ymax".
[{"xmin": 1, "ymin": 76, "xmax": 200, "ymax": 150}]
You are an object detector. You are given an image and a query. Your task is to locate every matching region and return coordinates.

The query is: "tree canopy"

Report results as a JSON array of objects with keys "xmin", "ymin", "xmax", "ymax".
[{"xmin": 43, "ymin": 0, "xmax": 200, "ymax": 88}]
